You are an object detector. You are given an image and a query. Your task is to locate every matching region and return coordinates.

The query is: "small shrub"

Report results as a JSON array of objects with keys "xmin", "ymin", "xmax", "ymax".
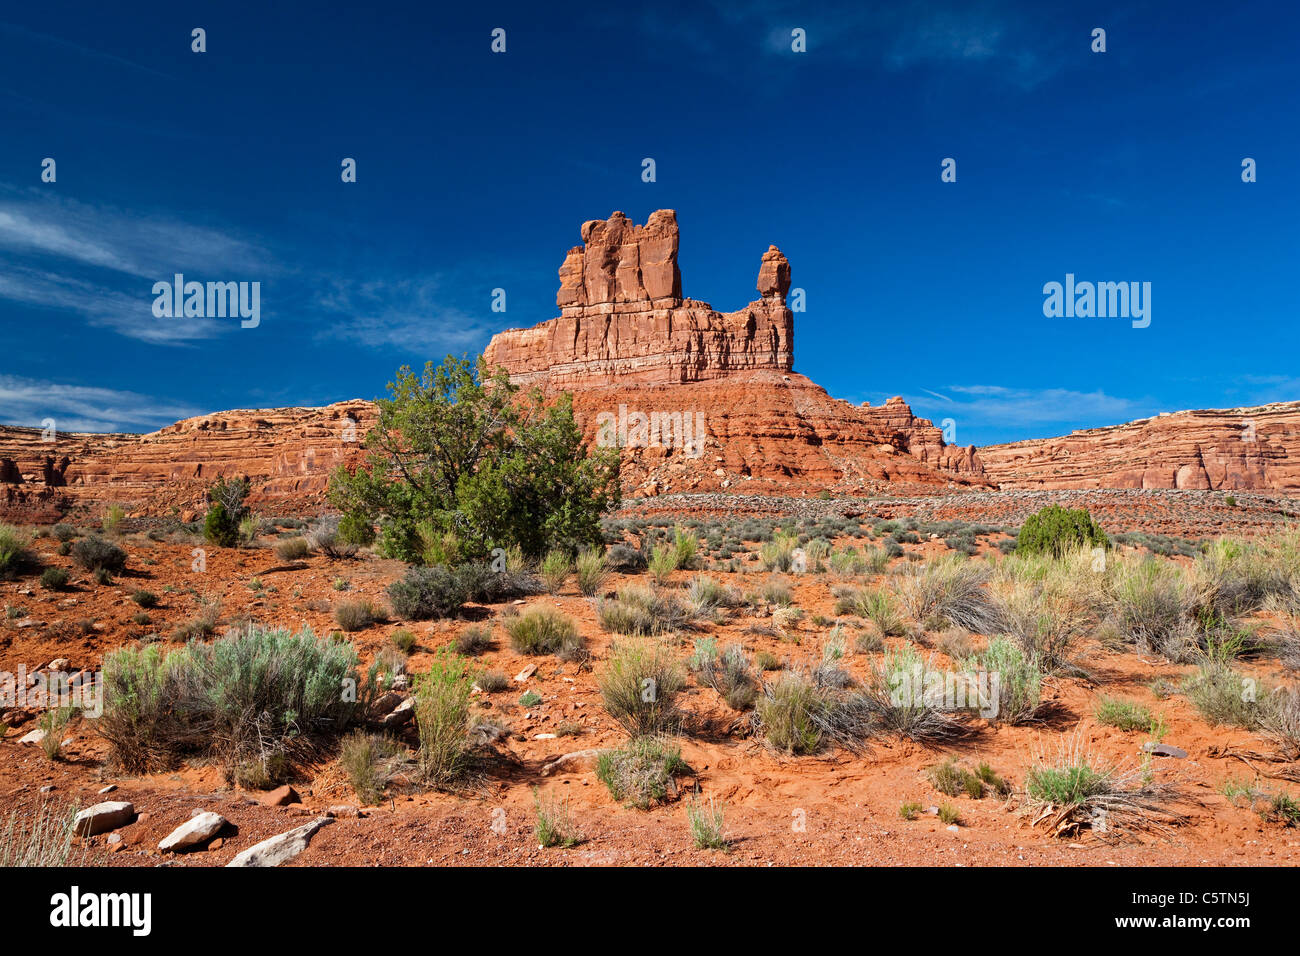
[
  {"xmin": 130, "ymin": 589, "xmax": 159, "ymax": 609},
  {"xmin": 454, "ymin": 624, "xmax": 494, "ymax": 656},
  {"xmin": 686, "ymin": 796, "xmax": 727, "ymax": 850},
  {"xmin": 38, "ymin": 707, "xmax": 76, "ymax": 760},
  {"xmin": 51, "ymin": 523, "xmax": 76, "ymax": 543},
  {"xmin": 1095, "ymin": 696, "xmax": 1155, "ymax": 733},
  {"xmin": 274, "ymin": 537, "xmax": 311, "ymax": 561},
  {"xmin": 937, "ymin": 802, "xmax": 961, "ymax": 825},
  {"xmin": 519, "ymin": 690, "xmax": 543, "ymax": 707},
  {"xmin": 39, "ymin": 567, "xmax": 69, "ymax": 591},
  {"xmin": 390, "ymin": 628, "xmax": 416, "ymax": 654},
  {"xmin": 899, "ymin": 801, "xmax": 922, "ymax": 821},
  {"xmin": 69, "ymin": 535, "xmax": 126, "ymax": 574},
  {"xmin": 413, "ymin": 648, "xmax": 476, "ymax": 786},
  {"xmin": 477, "ymin": 670, "xmax": 509, "ymax": 693},
  {"xmin": 534, "ymin": 789, "xmax": 581, "ymax": 848},
  {"xmin": 574, "ymin": 547, "xmax": 608, "ymax": 596},
  {"xmin": 598, "ymin": 585, "xmax": 693, "ymax": 636},
  {"xmin": 1016, "ymin": 505, "xmax": 1108, "ymax": 558},
  {"xmin": 648, "ymin": 543, "xmax": 679, "ymax": 585},
  {"xmin": 896, "ymin": 556, "xmax": 1002, "ymax": 633},
  {"xmin": 672, "ymin": 527, "xmax": 699, "ymax": 571},
  {"xmin": 1183, "ymin": 663, "xmax": 1263, "ymax": 728},
  {"xmin": 598, "ymin": 639, "xmax": 685, "ymax": 736},
  {"xmin": 335, "ymin": 599, "xmax": 380, "ymax": 632},
  {"xmin": 306, "ymin": 515, "xmax": 358, "ymax": 559},
  {"xmin": 506, "ymin": 607, "xmax": 583, "ymax": 659},
  {"xmin": 595, "ymin": 737, "xmax": 686, "ymax": 809},
  {"xmin": 1023, "ymin": 740, "xmax": 1184, "ymax": 837},
  {"xmin": 539, "ymin": 549, "xmax": 572, "ymax": 594},
  {"xmin": 340, "ymin": 731, "xmax": 399, "ymax": 804}
]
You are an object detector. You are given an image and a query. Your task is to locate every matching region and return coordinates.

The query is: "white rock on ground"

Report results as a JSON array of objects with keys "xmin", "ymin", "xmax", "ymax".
[
  {"xmin": 73, "ymin": 801, "xmax": 136, "ymax": 836},
  {"xmin": 18, "ymin": 729, "xmax": 46, "ymax": 746},
  {"xmin": 158, "ymin": 811, "xmax": 228, "ymax": 852},
  {"xmin": 225, "ymin": 817, "xmax": 334, "ymax": 868}
]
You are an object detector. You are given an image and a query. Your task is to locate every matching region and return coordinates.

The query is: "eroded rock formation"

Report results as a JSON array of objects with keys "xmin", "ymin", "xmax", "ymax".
[{"xmin": 980, "ymin": 403, "xmax": 1300, "ymax": 491}]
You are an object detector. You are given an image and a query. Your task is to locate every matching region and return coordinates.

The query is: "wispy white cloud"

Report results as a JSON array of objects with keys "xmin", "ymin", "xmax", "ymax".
[
  {"xmin": 0, "ymin": 188, "xmax": 275, "ymax": 345},
  {"xmin": 0, "ymin": 374, "xmax": 202, "ymax": 433},
  {"xmin": 313, "ymin": 276, "xmax": 497, "ymax": 353},
  {"xmin": 909, "ymin": 384, "xmax": 1151, "ymax": 431}
]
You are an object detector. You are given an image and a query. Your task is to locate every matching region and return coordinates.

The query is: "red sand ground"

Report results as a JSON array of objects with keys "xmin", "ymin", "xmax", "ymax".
[{"xmin": 3, "ymin": 501, "xmax": 1299, "ymax": 867}]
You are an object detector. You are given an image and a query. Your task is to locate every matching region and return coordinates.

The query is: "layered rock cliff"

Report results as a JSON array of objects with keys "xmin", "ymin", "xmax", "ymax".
[
  {"xmin": 980, "ymin": 402, "xmax": 1300, "ymax": 491},
  {"xmin": 483, "ymin": 210, "xmax": 984, "ymax": 495},
  {"xmin": 484, "ymin": 210, "xmax": 794, "ymax": 387}
]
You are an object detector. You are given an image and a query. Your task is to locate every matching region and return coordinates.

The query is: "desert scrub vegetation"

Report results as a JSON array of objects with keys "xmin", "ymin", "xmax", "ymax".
[
  {"xmin": 686, "ymin": 575, "xmax": 739, "ymax": 618},
  {"xmin": 413, "ymin": 647, "xmax": 476, "ymax": 786},
  {"xmin": 1182, "ymin": 662, "xmax": 1269, "ymax": 729},
  {"xmin": 203, "ymin": 475, "xmax": 251, "ymax": 548},
  {"xmin": 1094, "ymin": 696, "xmax": 1158, "ymax": 733},
  {"xmin": 0, "ymin": 801, "xmax": 83, "ymax": 866},
  {"xmin": 37, "ymin": 706, "xmax": 76, "ymax": 760},
  {"xmin": 340, "ymin": 731, "xmax": 402, "ymax": 804},
  {"xmin": 754, "ymin": 668, "xmax": 875, "ymax": 755},
  {"xmin": 505, "ymin": 607, "xmax": 583, "ymax": 659},
  {"xmin": 759, "ymin": 528, "xmax": 800, "ymax": 572},
  {"xmin": 326, "ymin": 355, "xmax": 619, "ymax": 563},
  {"xmin": 896, "ymin": 555, "xmax": 1003, "ymax": 633},
  {"xmin": 599, "ymin": 639, "xmax": 686, "ymax": 735},
  {"xmin": 274, "ymin": 536, "xmax": 311, "ymax": 561},
  {"xmin": 39, "ymin": 567, "xmax": 69, "ymax": 591},
  {"xmin": 928, "ymin": 757, "xmax": 1009, "ymax": 799},
  {"xmin": 595, "ymin": 737, "xmax": 687, "ymax": 809},
  {"xmin": 574, "ymin": 546, "xmax": 608, "ymax": 596},
  {"xmin": 534, "ymin": 789, "xmax": 582, "ymax": 847},
  {"xmin": 598, "ymin": 584, "xmax": 694, "ymax": 636},
  {"xmin": 99, "ymin": 625, "xmax": 364, "ymax": 782},
  {"xmin": 1022, "ymin": 738, "xmax": 1185, "ymax": 837},
  {"xmin": 1015, "ymin": 505, "xmax": 1109, "ymax": 557},
  {"xmin": 0, "ymin": 523, "xmax": 33, "ymax": 580},
  {"xmin": 335, "ymin": 598, "xmax": 382, "ymax": 632},
  {"xmin": 686, "ymin": 795, "xmax": 728, "ymax": 850},
  {"xmin": 833, "ymin": 585, "xmax": 905, "ymax": 636},
  {"xmin": 689, "ymin": 640, "xmax": 759, "ymax": 710},
  {"xmin": 69, "ymin": 535, "xmax": 126, "ymax": 575},
  {"xmin": 453, "ymin": 624, "xmax": 493, "ymax": 656},
  {"xmin": 387, "ymin": 563, "xmax": 536, "ymax": 619},
  {"xmin": 862, "ymin": 644, "xmax": 968, "ymax": 741},
  {"xmin": 539, "ymin": 548, "xmax": 571, "ymax": 594},
  {"xmin": 960, "ymin": 636, "xmax": 1043, "ymax": 725}
]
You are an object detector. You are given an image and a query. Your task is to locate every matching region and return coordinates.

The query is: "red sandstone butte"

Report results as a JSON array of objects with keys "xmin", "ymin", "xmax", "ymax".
[
  {"xmin": 483, "ymin": 210, "xmax": 984, "ymax": 496},
  {"xmin": 2, "ymin": 208, "xmax": 1298, "ymax": 521}
]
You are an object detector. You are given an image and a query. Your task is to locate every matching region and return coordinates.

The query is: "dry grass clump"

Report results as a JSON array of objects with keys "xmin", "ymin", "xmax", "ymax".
[
  {"xmin": 0, "ymin": 802, "xmax": 84, "ymax": 866},
  {"xmin": 1021, "ymin": 737, "xmax": 1186, "ymax": 838},
  {"xmin": 505, "ymin": 607, "xmax": 584, "ymax": 659},
  {"xmin": 274, "ymin": 536, "xmax": 311, "ymax": 561},
  {"xmin": 340, "ymin": 731, "xmax": 403, "ymax": 804},
  {"xmin": 833, "ymin": 585, "xmax": 905, "ymax": 637},
  {"xmin": 896, "ymin": 555, "xmax": 1003, "ymax": 633},
  {"xmin": 574, "ymin": 547, "xmax": 608, "ymax": 596},
  {"xmin": 754, "ymin": 666, "xmax": 876, "ymax": 755},
  {"xmin": 860, "ymin": 644, "xmax": 969, "ymax": 741},
  {"xmin": 689, "ymin": 639, "xmax": 759, "ymax": 710},
  {"xmin": 959, "ymin": 636, "xmax": 1043, "ymax": 725},
  {"xmin": 598, "ymin": 639, "xmax": 686, "ymax": 735},
  {"xmin": 598, "ymin": 585, "xmax": 694, "ymax": 636},
  {"xmin": 595, "ymin": 737, "xmax": 687, "ymax": 809},
  {"xmin": 534, "ymin": 789, "xmax": 582, "ymax": 847}
]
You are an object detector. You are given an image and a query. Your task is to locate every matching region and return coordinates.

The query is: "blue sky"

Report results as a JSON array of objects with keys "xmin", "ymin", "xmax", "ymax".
[{"xmin": 1, "ymin": 0, "xmax": 1296, "ymax": 444}]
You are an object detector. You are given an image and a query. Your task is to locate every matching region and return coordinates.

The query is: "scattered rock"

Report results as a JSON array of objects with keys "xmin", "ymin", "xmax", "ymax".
[
  {"xmin": 159, "ymin": 811, "xmax": 228, "ymax": 852},
  {"xmin": 539, "ymin": 748, "xmax": 605, "ymax": 778},
  {"xmin": 73, "ymin": 801, "xmax": 136, "ymax": 837},
  {"xmin": 225, "ymin": 817, "xmax": 333, "ymax": 868},
  {"xmin": 1141, "ymin": 742, "xmax": 1188, "ymax": 758},
  {"xmin": 18, "ymin": 729, "xmax": 46, "ymax": 746},
  {"xmin": 381, "ymin": 697, "xmax": 414, "ymax": 727},
  {"xmin": 514, "ymin": 663, "xmax": 538, "ymax": 683},
  {"xmin": 261, "ymin": 785, "xmax": 300, "ymax": 807}
]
